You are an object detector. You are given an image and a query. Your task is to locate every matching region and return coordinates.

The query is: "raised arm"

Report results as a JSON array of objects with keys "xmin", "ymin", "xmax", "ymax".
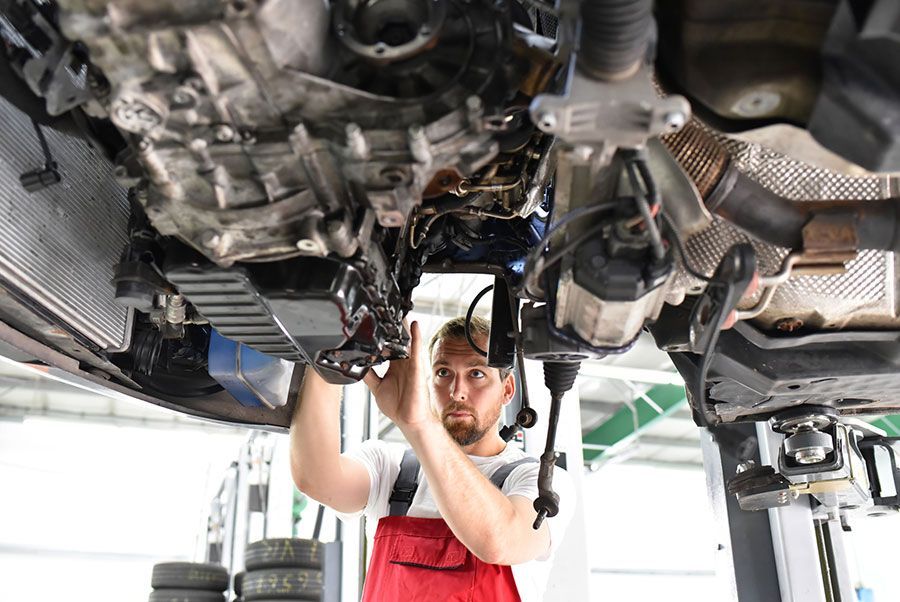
[
  {"xmin": 407, "ymin": 422, "xmax": 552, "ymax": 565},
  {"xmin": 289, "ymin": 368, "xmax": 371, "ymax": 514},
  {"xmin": 364, "ymin": 322, "xmax": 551, "ymax": 565}
]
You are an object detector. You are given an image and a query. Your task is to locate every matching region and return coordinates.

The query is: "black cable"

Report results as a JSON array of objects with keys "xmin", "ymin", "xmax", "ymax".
[
  {"xmin": 31, "ymin": 120, "xmax": 54, "ymax": 168},
  {"xmin": 535, "ymin": 222, "xmax": 606, "ymax": 281},
  {"xmin": 625, "ymin": 158, "xmax": 666, "ymax": 262},
  {"xmin": 524, "ymin": 201, "xmax": 620, "ymax": 298},
  {"xmin": 465, "ymin": 285, "xmax": 494, "ymax": 356}
]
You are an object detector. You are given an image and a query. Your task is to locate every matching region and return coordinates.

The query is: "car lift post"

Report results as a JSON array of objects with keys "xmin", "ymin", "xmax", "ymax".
[{"xmin": 700, "ymin": 421, "xmax": 856, "ymax": 602}]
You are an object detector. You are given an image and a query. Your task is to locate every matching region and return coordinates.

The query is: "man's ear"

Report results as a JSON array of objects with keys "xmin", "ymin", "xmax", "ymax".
[{"xmin": 502, "ymin": 371, "xmax": 516, "ymax": 405}]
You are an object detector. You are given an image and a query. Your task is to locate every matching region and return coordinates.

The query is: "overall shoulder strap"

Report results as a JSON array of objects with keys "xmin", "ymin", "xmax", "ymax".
[
  {"xmin": 489, "ymin": 456, "xmax": 539, "ymax": 490},
  {"xmin": 388, "ymin": 448, "xmax": 420, "ymax": 516}
]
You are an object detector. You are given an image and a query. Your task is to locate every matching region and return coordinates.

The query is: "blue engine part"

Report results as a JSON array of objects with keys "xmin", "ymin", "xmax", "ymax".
[{"xmin": 208, "ymin": 329, "xmax": 297, "ymax": 408}]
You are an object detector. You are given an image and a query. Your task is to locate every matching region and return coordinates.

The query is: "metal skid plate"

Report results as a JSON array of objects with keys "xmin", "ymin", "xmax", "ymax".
[
  {"xmin": 706, "ymin": 326, "xmax": 900, "ymax": 420},
  {"xmin": 0, "ymin": 94, "xmax": 132, "ymax": 351}
]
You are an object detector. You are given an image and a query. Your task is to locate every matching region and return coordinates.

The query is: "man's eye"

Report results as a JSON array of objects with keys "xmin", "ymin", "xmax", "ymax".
[
  {"xmin": 436, "ymin": 368, "xmax": 451, "ymax": 377},
  {"xmin": 470, "ymin": 369, "xmax": 485, "ymax": 379}
]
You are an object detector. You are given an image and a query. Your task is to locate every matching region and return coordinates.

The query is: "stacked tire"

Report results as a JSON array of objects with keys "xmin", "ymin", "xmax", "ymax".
[
  {"xmin": 240, "ymin": 539, "xmax": 327, "ymax": 601},
  {"xmin": 149, "ymin": 562, "xmax": 230, "ymax": 602}
]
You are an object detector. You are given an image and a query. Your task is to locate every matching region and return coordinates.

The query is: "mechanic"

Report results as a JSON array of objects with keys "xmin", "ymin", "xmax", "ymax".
[{"xmin": 289, "ymin": 315, "xmax": 574, "ymax": 602}]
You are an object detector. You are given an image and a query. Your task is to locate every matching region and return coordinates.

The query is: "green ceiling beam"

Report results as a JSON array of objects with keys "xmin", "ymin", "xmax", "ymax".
[
  {"xmin": 870, "ymin": 415, "xmax": 900, "ymax": 436},
  {"xmin": 582, "ymin": 384, "xmax": 687, "ymax": 462}
]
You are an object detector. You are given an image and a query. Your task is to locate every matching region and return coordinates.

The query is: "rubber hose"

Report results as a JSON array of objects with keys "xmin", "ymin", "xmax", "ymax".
[{"xmin": 579, "ymin": 0, "xmax": 654, "ymax": 80}]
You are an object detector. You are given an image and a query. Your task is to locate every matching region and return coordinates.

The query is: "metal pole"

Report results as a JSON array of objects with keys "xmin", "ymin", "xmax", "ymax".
[
  {"xmin": 700, "ymin": 424, "xmax": 783, "ymax": 602},
  {"xmin": 757, "ymin": 422, "xmax": 827, "ymax": 602}
]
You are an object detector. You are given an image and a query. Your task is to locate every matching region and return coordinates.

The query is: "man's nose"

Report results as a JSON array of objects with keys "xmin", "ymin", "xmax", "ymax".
[{"xmin": 450, "ymin": 375, "xmax": 468, "ymax": 401}]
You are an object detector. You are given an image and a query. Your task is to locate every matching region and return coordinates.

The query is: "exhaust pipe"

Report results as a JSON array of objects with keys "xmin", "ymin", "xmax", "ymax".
[{"xmin": 661, "ymin": 122, "xmax": 900, "ymax": 253}]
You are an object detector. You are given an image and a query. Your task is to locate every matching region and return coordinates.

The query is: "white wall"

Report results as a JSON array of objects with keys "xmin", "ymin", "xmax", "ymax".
[
  {"xmin": 0, "ymin": 417, "xmax": 247, "ymax": 602},
  {"xmin": 582, "ymin": 462, "xmax": 900, "ymax": 602}
]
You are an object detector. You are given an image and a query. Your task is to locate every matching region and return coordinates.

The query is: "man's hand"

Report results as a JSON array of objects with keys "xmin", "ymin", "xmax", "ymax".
[{"xmin": 363, "ymin": 321, "xmax": 438, "ymax": 432}]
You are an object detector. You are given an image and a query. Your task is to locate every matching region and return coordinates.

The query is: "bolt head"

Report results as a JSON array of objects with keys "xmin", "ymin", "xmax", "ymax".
[
  {"xmin": 215, "ymin": 124, "xmax": 235, "ymax": 142},
  {"xmin": 776, "ymin": 317, "xmax": 804, "ymax": 332},
  {"xmin": 794, "ymin": 447, "xmax": 828, "ymax": 464}
]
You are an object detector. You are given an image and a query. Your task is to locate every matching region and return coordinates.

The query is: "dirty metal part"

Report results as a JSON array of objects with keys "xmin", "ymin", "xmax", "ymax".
[
  {"xmin": 660, "ymin": 120, "xmax": 730, "ymax": 199},
  {"xmin": 775, "ymin": 317, "xmax": 804, "ymax": 332},
  {"xmin": 520, "ymin": 137, "xmax": 557, "ymax": 217},
  {"xmin": 0, "ymin": 1, "xmax": 93, "ymax": 116},
  {"xmin": 531, "ymin": 64, "xmax": 691, "ymax": 158},
  {"xmin": 56, "ymin": 0, "xmax": 515, "ymax": 262},
  {"xmin": 423, "ymin": 169, "xmax": 465, "ymax": 199},
  {"xmin": 800, "ymin": 212, "xmax": 859, "ymax": 266},
  {"xmin": 166, "ymin": 245, "xmax": 408, "ymax": 383},
  {"xmin": 333, "ymin": 0, "xmax": 447, "ymax": 64}
]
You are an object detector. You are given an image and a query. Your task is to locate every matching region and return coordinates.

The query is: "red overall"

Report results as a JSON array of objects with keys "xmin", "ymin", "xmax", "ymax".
[
  {"xmin": 359, "ymin": 450, "xmax": 535, "ymax": 602},
  {"xmin": 360, "ymin": 515, "xmax": 521, "ymax": 601}
]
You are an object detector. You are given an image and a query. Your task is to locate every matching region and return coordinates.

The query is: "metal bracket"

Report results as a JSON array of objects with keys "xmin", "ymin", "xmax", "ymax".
[{"xmin": 530, "ymin": 63, "xmax": 690, "ymax": 153}]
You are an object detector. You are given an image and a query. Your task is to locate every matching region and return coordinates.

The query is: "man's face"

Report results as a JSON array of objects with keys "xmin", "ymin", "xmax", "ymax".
[{"xmin": 429, "ymin": 335, "xmax": 514, "ymax": 447}]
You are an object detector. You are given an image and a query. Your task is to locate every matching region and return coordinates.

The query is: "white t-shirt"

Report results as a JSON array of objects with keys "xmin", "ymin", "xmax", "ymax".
[{"xmin": 338, "ymin": 439, "xmax": 575, "ymax": 602}]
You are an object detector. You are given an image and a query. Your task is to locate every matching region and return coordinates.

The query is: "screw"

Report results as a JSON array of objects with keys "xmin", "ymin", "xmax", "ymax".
[
  {"xmin": 776, "ymin": 317, "xmax": 804, "ymax": 332},
  {"xmin": 777, "ymin": 492, "xmax": 789, "ymax": 504},
  {"xmin": 215, "ymin": 124, "xmax": 235, "ymax": 142},
  {"xmin": 794, "ymin": 447, "xmax": 828, "ymax": 465}
]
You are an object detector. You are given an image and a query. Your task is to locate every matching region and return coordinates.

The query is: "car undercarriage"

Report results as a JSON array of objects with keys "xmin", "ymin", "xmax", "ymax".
[{"xmin": 1, "ymin": 0, "xmax": 900, "ymax": 518}]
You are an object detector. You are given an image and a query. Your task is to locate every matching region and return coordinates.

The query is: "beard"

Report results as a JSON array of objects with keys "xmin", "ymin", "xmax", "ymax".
[{"xmin": 441, "ymin": 400, "xmax": 503, "ymax": 447}]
